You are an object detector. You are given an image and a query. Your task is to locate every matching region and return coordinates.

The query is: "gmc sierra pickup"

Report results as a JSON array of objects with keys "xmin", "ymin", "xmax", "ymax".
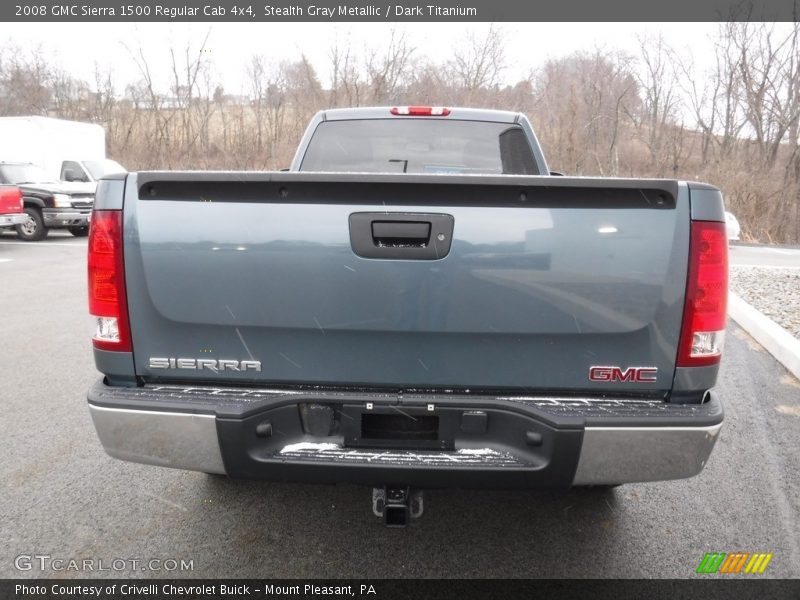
[{"xmin": 86, "ymin": 107, "xmax": 727, "ymax": 526}]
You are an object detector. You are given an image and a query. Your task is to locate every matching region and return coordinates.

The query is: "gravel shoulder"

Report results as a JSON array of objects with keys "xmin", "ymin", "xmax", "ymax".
[{"xmin": 730, "ymin": 266, "xmax": 800, "ymax": 339}]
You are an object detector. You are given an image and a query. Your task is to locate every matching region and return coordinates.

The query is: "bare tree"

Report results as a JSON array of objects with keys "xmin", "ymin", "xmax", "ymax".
[
  {"xmin": 328, "ymin": 35, "xmax": 363, "ymax": 107},
  {"xmin": 677, "ymin": 25, "xmax": 748, "ymax": 164},
  {"xmin": 282, "ymin": 55, "xmax": 324, "ymax": 138},
  {"xmin": 0, "ymin": 45, "xmax": 52, "ymax": 115},
  {"xmin": 168, "ymin": 29, "xmax": 213, "ymax": 160},
  {"xmin": 728, "ymin": 22, "xmax": 800, "ymax": 168},
  {"xmin": 449, "ymin": 24, "xmax": 506, "ymax": 105},
  {"xmin": 533, "ymin": 50, "xmax": 638, "ymax": 175},
  {"xmin": 365, "ymin": 29, "xmax": 415, "ymax": 104},
  {"xmin": 629, "ymin": 34, "xmax": 684, "ymax": 176}
]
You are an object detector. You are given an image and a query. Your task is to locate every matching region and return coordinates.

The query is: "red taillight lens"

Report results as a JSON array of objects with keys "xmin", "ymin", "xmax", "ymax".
[
  {"xmin": 0, "ymin": 186, "xmax": 22, "ymax": 210},
  {"xmin": 677, "ymin": 221, "xmax": 728, "ymax": 367},
  {"xmin": 88, "ymin": 210, "xmax": 131, "ymax": 352},
  {"xmin": 390, "ymin": 106, "xmax": 451, "ymax": 116}
]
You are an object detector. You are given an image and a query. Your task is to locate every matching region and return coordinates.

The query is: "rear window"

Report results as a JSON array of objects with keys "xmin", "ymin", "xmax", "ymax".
[{"xmin": 300, "ymin": 119, "xmax": 539, "ymax": 175}]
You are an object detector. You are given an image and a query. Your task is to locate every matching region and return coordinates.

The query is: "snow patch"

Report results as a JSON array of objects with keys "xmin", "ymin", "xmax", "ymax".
[
  {"xmin": 280, "ymin": 442, "xmax": 341, "ymax": 454},
  {"xmin": 456, "ymin": 448, "xmax": 499, "ymax": 456}
]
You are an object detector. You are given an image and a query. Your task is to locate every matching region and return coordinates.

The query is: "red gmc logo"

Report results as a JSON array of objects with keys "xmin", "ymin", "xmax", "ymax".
[{"xmin": 589, "ymin": 366, "xmax": 658, "ymax": 383}]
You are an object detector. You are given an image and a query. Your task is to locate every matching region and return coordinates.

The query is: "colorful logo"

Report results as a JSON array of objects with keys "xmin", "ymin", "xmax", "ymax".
[{"xmin": 696, "ymin": 552, "xmax": 773, "ymax": 574}]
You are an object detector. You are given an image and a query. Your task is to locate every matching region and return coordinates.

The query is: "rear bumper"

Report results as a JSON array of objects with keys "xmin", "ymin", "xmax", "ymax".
[
  {"xmin": 43, "ymin": 208, "xmax": 91, "ymax": 227},
  {"xmin": 87, "ymin": 381, "xmax": 723, "ymax": 487},
  {"xmin": 0, "ymin": 213, "xmax": 27, "ymax": 227}
]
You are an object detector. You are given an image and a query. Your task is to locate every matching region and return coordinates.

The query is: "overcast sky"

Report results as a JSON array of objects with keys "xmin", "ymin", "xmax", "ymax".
[{"xmin": 3, "ymin": 22, "xmax": 733, "ymax": 93}]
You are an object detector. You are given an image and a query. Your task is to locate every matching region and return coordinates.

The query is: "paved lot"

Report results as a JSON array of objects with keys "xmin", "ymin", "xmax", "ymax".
[
  {"xmin": 1, "ymin": 233, "xmax": 799, "ymax": 579},
  {"xmin": 730, "ymin": 243, "xmax": 800, "ymax": 268}
]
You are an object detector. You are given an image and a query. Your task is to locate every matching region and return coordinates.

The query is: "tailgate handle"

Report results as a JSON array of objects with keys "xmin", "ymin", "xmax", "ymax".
[
  {"xmin": 371, "ymin": 221, "xmax": 431, "ymax": 246},
  {"xmin": 349, "ymin": 212, "xmax": 454, "ymax": 260}
]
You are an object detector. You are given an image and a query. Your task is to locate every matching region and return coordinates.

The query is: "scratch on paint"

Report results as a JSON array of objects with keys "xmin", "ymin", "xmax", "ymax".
[
  {"xmin": 390, "ymin": 405, "xmax": 418, "ymax": 421},
  {"xmin": 234, "ymin": 328, "xmax": 255, "ymax": 361},
  {"xmin": 313, "ymin": 316, "xmax": 326, "ymax": 335},
  {"xmin": 573, "ymin": 315, "xmax": 582, "ymax": 333},
  {"xmin": 279, "ymin": 353, "xmax": 301, "ymax": 369}
]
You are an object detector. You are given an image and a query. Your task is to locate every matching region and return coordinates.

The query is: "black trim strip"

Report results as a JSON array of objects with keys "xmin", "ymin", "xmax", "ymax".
[{"xmin": 135, "ymin": 172, "xmax": 678, "ymax": 209}]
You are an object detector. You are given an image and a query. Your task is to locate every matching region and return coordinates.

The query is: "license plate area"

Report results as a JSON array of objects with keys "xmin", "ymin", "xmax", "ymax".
[
  {"xmin": 343, "ymin": 406, "xmax": 454, "ymax": 450},
  {"xmin": 362, "ymin": 413, "xmax": 438, "ymax": 440}
]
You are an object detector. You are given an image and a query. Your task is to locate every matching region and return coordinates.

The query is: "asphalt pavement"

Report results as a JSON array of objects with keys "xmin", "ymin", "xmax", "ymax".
[
  {"xmin": 730, "ymin": 243, "xmax": 800, "ymax": 268},
  {"xmin": 1, "ymin": 232, "xmax": 799, "ymax": 578}
]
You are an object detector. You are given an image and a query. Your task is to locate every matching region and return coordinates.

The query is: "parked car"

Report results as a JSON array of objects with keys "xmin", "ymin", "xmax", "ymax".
[
  {"xmin": 86, "ymin": 107, "xmax": 727, "ymax": 526},
  {"xmin": 725, "ymin": 211, "xmax": 741, "ymax": 241},
  {"xmin": 0, "ymin": 185, "xmax": 26, "ymax": 231},
  {"xmin": 0, "ymin": 162, "xmax": 94, "ymax": 241}
]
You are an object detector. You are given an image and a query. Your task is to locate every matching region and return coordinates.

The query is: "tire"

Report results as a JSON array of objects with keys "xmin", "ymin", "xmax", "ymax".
[
  {"xmin": 15, "ymin": 207, "xmax": 49, "ymax": 241},
  {"xmin": 68, "ymin": 226, "xmax": 89, "ymax": 237}
]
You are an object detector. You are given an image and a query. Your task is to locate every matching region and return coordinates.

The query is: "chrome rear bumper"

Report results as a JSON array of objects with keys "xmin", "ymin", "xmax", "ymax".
[
  {"xmin": 43, "ymin": 209, "xmax": 91, "ymax": 227},
  {"xmin": 572, "ymin": 424, "xmax": 722, "ymax": 485},
  {"xmin": 89, "ymin": 405, "xmax": 226, "ymax": 474},
  {"xmin": 0, "ymin": 213, "xmax": 27, "ymax": 227}
]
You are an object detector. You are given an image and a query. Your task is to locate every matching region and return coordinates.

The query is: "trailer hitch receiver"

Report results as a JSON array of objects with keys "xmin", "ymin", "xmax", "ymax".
[{"xmin": 372, "ymin": 486, "xmax": 424, "ymax": 527}]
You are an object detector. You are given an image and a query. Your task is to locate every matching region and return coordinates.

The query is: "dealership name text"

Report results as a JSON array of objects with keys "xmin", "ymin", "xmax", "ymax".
[{"xmin": 16, "ymin": 584, "xmax": 376, "ymax": 596}]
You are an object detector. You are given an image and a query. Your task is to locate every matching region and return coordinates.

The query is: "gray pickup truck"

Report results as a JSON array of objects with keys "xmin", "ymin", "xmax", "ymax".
[{"xmin": 86, "ymin": 107, "xmax": 727, "ymax": 526}]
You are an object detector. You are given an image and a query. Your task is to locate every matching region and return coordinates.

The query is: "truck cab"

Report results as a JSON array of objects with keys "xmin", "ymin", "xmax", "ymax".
[{"xmin": 60, "ymin": 159, "xmax": 127, "ymax": 186}]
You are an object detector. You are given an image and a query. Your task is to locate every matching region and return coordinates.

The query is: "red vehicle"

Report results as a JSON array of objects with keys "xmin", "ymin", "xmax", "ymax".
[{"xmin": 0, "ymin": 185, "xmax": 26, "ymax": 231}]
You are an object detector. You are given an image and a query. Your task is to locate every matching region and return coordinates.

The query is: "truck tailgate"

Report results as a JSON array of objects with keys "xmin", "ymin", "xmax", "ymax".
[{"xmin": 123, "ymin": 173, "xmax": 688, "ymax": 393}]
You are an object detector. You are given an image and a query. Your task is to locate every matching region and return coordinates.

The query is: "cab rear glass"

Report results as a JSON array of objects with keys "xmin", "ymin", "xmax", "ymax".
[{"xmin": 300, "ymin": 119, "xmax": 539, "ymax": 175}]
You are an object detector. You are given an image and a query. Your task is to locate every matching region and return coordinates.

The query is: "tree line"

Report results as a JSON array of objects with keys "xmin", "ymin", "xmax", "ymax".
[{"xmin": 1, "ymin": 23, "xmax": 799, "ymax": 243}]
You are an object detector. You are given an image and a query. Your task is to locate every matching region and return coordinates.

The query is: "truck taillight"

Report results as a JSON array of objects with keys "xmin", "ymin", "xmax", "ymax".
[
  {"xmin": 677, "ymin": 220, "xmax": 728, "ymax": 367},
  {"xmin": 88, "ymin": 210, "xmax": 131, "ymax": 352},
  {"xmin": 0, "ymin": 186, "xmax": 22, "ymax": 209},
  {"xmin": 390, "ymin": 106, "xmax": 451, "ymax": 116}
]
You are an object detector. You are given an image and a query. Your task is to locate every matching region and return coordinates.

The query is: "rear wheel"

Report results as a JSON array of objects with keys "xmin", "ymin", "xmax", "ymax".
[
  {"xmin": 15, "ymin": 207, "xmax": 49, "ymax": 241},
  {"xmin": 68, "ymin": 226, "xmax": 89, "ymax": 237}
]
